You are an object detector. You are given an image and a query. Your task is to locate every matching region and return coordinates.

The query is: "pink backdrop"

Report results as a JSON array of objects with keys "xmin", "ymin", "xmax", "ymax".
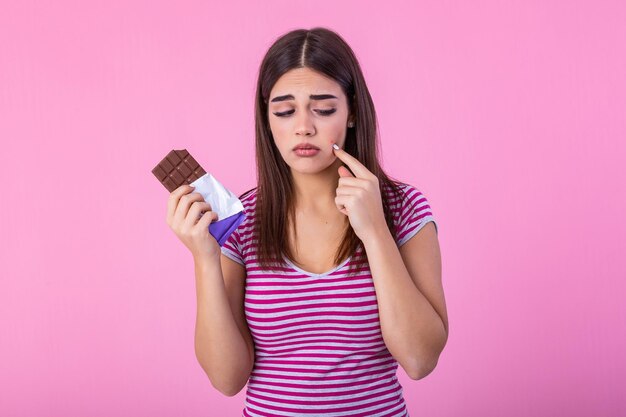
[{"xmin": 1, "ymin": 1, "xmax": 624, "ymax": 416}]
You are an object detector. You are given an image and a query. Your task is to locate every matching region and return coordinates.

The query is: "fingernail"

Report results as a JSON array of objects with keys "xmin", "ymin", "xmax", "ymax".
[{"xmin": 332, "ymin": 143, "xmax": 339, "ymax": 150}]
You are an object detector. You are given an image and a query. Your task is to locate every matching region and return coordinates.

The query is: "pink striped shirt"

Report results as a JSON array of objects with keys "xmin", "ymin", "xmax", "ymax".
[{"xmin": 221, "ymin": 182, "xmax": 438, "ymax": 417}]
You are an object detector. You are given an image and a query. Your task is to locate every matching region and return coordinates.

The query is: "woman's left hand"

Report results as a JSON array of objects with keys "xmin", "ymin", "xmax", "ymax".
[{"xmin": 332, "ymin": 143, "xmax": 387, "ymax": 242}]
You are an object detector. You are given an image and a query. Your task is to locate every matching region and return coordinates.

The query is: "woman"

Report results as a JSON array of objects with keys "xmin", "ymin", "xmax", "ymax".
[{"xmin": 167, "ymin": 27, "xmax": 448, "ymax": 417}]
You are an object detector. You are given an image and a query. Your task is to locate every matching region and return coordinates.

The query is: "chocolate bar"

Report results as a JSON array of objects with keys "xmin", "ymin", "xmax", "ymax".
[
  {"xmin": 151, "ymin": 149, "xmax": 207, "ymax": 192},
  {"xmin": 152, "ymin": 149, "xmax": 246, "ymax": 247}
]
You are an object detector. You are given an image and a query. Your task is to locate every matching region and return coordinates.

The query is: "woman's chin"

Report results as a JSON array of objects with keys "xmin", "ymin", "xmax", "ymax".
[{"xmin": 289, "ymin": 159, "xmax": 337, "ymax": 175}]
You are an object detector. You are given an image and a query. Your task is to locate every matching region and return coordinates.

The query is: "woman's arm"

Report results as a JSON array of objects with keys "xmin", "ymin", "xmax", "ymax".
[
  {"xmin": 363, "ymin": 221, "xmax": 448, "ymax": 380},
  {"xmin": 193, "ymin": 255, "xmax": 254, "ymax": 396}
]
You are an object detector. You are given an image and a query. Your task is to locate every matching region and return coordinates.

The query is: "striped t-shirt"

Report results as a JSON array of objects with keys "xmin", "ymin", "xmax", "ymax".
[{"xmin": 220, "ymin": 182, "xmax": 438, "ymax": 417}]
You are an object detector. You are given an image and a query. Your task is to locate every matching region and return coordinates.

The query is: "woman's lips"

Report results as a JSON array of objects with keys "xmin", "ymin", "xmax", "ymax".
[{"xmin": 294, "ymin": 148, "xmax": 321, "ymax": 157}]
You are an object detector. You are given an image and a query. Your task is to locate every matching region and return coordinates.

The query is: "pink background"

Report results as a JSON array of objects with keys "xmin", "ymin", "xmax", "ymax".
[{"xmin": 1, "ymin": 1, "xmax": 625, "ymax": 416}]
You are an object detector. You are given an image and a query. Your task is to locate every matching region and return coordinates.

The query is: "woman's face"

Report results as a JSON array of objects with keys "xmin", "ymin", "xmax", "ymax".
[{"xmin": 267, "ymin": 67, "xmax": 353, "ymax": 175}]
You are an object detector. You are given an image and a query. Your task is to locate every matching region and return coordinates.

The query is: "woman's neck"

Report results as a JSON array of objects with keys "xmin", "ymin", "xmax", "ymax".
[{"xmin": 291, "ymin": 157, "xmax": 344, "ymax": 214}]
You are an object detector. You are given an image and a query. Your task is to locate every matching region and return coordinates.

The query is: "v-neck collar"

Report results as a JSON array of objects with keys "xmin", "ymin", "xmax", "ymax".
[{"xmin": 282, "ymin": 254, "xmax": 353, "ymax": 277}]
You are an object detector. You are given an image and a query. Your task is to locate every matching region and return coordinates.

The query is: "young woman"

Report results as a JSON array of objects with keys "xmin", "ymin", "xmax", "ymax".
[{"xmin": 167, "ymin": 27, "xmax": 448, "ymax": 417}]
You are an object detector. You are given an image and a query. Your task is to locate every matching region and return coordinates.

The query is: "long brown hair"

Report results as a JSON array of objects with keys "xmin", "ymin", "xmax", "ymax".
[{"xmin": 241, "ymin": 27, "xmax": 408, "ymax": 272}]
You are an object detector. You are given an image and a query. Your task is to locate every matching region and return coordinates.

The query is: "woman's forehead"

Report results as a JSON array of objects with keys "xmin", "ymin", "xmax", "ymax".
[{"xmin": 270, "ymin": 68, "xmax": 343, "ymax": 99}]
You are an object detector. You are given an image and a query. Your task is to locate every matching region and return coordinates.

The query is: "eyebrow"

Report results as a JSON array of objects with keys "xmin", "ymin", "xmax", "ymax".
[{"xmin": 270, "ymin": 94, "xmax": 338, "ymax": 103}]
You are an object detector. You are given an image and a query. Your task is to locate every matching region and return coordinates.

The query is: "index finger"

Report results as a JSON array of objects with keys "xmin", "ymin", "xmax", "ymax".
[
  {"xmin": 166, "ymin": 184, "xmax": 195, "ymax": 223},
  {"xmin": 331, "ymin": 143, "xmax": 372, "ymax": 179}
]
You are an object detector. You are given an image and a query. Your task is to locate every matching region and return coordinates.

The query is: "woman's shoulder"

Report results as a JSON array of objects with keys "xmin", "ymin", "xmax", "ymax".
[
  {"xmin": 238, "ymin": 186, "xmax": 258, "ymax": 202},
  {"xmin": 382, "ymin": 179, "xmax": 434, "ymax": 217},
  {"xmin": 382, "ymin": 180, "xmax": 418, "ymax": 201},
  {"xmin": 382, "ymin": 180, "xmax": 438, "ymax": 241},
  {"xmin": 238, "ymin": 187, "xmax": 259, "ymax": 217}
]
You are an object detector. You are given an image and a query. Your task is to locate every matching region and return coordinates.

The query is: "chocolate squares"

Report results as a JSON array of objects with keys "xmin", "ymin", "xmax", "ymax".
[{"xmin": 151, "ymin": 149, "xmax": 207, "ymax": 193}]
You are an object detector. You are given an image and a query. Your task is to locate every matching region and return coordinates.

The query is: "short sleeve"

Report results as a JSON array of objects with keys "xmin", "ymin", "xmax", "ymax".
[
  {"xmin": 220, "ymin": 227, "xmax": 244, "ymax": 266},
  {"xmin": 395, "ymin": 184, "xmax": 438, "ymax": 247}
]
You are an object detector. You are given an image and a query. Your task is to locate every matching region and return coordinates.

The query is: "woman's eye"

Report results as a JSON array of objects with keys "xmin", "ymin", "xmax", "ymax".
[
  {"xmin": 273, "ymin": 108, "xmax": 337, "ymax": 117},
  {"xmin": 273, "ymin": 110, "xmax": 295, "ymax": 117}
]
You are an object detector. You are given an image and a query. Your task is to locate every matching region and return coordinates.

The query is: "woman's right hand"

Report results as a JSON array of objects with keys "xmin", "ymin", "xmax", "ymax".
[{"xmin": 166, "ymin": 184, "xmax": 220, "ymax": 261}]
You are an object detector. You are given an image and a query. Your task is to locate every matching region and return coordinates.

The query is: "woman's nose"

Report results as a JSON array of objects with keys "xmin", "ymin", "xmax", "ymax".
[{"xmin": 294, "ymin": 113, "xmax": 315, "ymax": 136}]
